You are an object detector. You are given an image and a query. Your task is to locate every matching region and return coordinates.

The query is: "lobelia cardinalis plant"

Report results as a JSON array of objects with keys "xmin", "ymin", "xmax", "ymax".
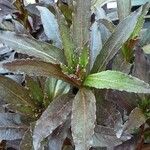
[{"xmin": 0, "ymin": 0, "xmax": 150, "ymax": 149}]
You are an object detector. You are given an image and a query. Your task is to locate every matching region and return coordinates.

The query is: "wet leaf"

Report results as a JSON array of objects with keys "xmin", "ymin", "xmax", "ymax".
[
  {"xmin": 33, "ymin": 93, "xmax": 74, "ymax": 150},
  {"xmin": 84, "ymin": 70, "xmax": 150, "ymax": 93},
  {"xmin": 0, "ymin": 75, "xmax": 36, "ymax": 115},
  {"xmin": 0, "ymin": 31, "xmax": 65, "ymax": 64},
  {"xmin": 36, "ymin": 6, "xmax": 62, "ymax": 48},
  {"xmin": 71, "ymin": 88, "xmax": 96, "ymax": 150}
]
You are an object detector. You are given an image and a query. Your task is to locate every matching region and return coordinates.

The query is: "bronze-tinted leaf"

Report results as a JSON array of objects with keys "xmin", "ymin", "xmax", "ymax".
[
  {"xmin": 0, "ymin": 113, "xmax": 27, "ymax": 140},
  {"xmin": 0, "ymin": 31, "xmax": 65, "ymax": 64},
  {"xmin": 72, "ymin": 0, "xmax": 91, "ymax": 55},
  {"xmin": 0, "ymin": 75, "xmax": 36, "ymax": 116},
  {"xmin": 3, "ymin": 59, "xmax": 81, "ymax": 87},
  {"xmin": 71, "ymin": 88, "xmax": 96, "ymax": 150},
  {"xmin": 33, "ymin": 93, "xmax": 74, "ymax": 150},
  {"xmin": 91, "ymin": 6, "xmax": 143, "ymax": 72}
]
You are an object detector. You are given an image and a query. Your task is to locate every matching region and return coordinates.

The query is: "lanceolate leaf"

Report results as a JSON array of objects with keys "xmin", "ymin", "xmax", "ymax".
[
  {"xmin": 131, "ymin": 2, "xmax": 150, "ymax": 39},
  {"xmin": 48, "ymin": 119, "xmax": 70, "ymax": 150},
  {"xmin": 124, "ymin": 107, "xmax": 146, "ymax": 133},
  {"xmin": 72, "ymin": 0, "xmax": 91, "ymax": 55},
  {"xmin": 56, "ymin": 7, "xmax": 75, "ymax": 67},
  {"xmin": 44, "ymin": 77, "xmax": 70, "ymax": 106},
  {"xmin": 0, "ymin": 31, "xmax": 65, "ymax": 64},
  {"xmin": 36, "ymin": 6, "xmax": 62, "ymax": 48},
  {"xmin": 90, "ymin": 21, "xmax": 102, "ymax": 68},
  {"xmin": 117, "ymin": 0, "xmax": 131, "ymax": 21},
  {"xmin": 84, "ymin": 70, "xmax": 150, "ymax": 93},
  {"xmin": 116, "ymin": 107, "xmax": 146, "ymax": 138},
  {"xmin": 92, "ymin": 125, "xmax": 131, "ymax": 148},
  {"xmin": 91, "ymin": 6, "xmax": 142, "ymax": 73},
  {"xmin": 79, "ymin": 44, "xmax": 89, "ymax": 69},
  {"xmin": 33, "ymin": 93, "xmax": 74, "ymax": 150},
  {"xmin": 0, "ymin": 75, "xmax": 36, "ymax": 115},
  {"xmin": 71, "ymin": 88, "xmax": 96, "ymax": 150},
  {"xmin": 3, "ymin": 59, "xmax": 81, "ymax": 87},
  {"xmin": 25, "ymin": 76, "xmax": 44, "ymax": 104}
]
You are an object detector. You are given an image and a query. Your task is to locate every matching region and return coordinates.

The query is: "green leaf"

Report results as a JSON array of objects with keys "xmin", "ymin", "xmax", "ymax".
[
  {"xmin": 0, "ymin": 31, "xmax": 65, "ymax": 64},
  {"xmin": 0, "ymin": 75, "xmax": 36, "ymax": 116},
  {"xmin": 72, "ymin": 0, "xmax": 91, "ymax": 55},
  {"xmin": 33, "ymin": 93, "xmax": 74, "ymax": 150},
  {"xmin": 44, "ymin": 77, "xmax": 70, "ymax": 106},
  {"xmin": 36, "ymin": 6, "xmax": 62, "ymax": 48},
  {"xmin": 71, "ymin": 88, "xmax": 96, "ymax": 150},
  {"xmin": 3, "ymin": 59, "xmax": 81, "ymax": 87},
  {"xmin": 131, "ymin": 2, "xmax": 150, "ymax": 39},
  {"xmin": 91, "ymin": 6, "xmax": 143, "ymax": 73},
  {"xmin": 79, "ymin": 44, "xmax": 89, "ymax": 69},
  {"xmin": 143, "ymin": 44, "xmax": 150, "ymax": 54},
  {"xmin": 25, "ymin": 76, "xmax": 44, "ymax": 104},
  {"xmin": 56, "ymin": 7, "xmax": 75, "ymax": 68},
  {"xmin": 117, "ymin": 0, "xmax": 131, "ymax": 21},
  {"xmin": 84, "ymin": 70, "xmax": 150, "ymax": 93}
]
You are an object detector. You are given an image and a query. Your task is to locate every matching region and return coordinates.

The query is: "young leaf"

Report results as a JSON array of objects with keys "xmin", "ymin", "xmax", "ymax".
[
  {"xmin": 25, "ymin": 76, "xmax": 44, "ymax": 104},
  {"xmin": 0, "ymin": 113, "xmax": 27, "ymax": 140},
  {"xmin": 44, "ymin": 77, "xmax": 70, "ymax": 106},
  {"xmin": 0, "ymin": 31, "xmax": 65, "ymax": 64},
  {"xmin": 3, "ymin": 59, "xmax": 81, "ymax": 87},
  {"xmin": 33, "ymin": 93, "xmax": 74, "ymax": 150},
  {"xmin": 36, "ymin": 6, "xmax": 62, "ymax": 48},
  {"xmin": 71, "ymin": 88, "xmax": 96, "ymax": 150},
  {"xmin": 79, "ymin": 44, "xmax": 89, "ymax": 69},
  {"xmin": 131, "ymin": 2, "xmax": 150, "ymax": 39},
  {"xmin": 91, "ymin": 6, "xmax": 142, "ymax": 73},
  {"xmin": 72, "ymin": 0, "xmax": 91, "ymax": 55},
  {"xmin": 117, "ymin": 0, "xmax": 131, "ymax": 21},
  {"xmin": 0, "ymin": 75, "xmax": 36, "ymax": 115},
  {"xmin": 56, "ymin": 7, "xmax": 75, "ymax": 68},
  {"xmin": 84, "ymin": 70, "xmax": 150, "ymax": 93}
]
